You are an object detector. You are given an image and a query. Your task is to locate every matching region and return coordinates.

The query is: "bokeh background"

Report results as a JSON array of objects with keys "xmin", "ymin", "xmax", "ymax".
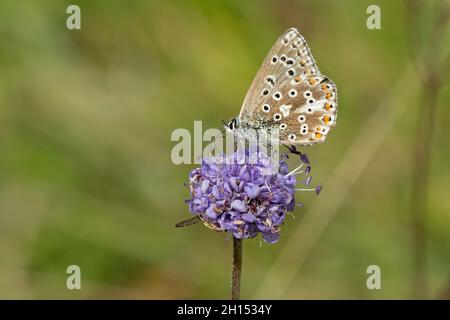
[{"xmin": 0, "ymin": 0, "xmax": 449, "ymax": 299}]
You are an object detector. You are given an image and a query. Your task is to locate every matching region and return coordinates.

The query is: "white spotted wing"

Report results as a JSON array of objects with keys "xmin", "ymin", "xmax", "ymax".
[{"xmin": 238, "ymin": 28, "xmax": 338, "ymax": 145}]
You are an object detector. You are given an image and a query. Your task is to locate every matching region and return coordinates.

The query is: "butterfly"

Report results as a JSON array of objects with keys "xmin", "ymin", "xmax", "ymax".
[{"xmin": 225, "ymin": 27, "xmax": 337, "ymax": 147}]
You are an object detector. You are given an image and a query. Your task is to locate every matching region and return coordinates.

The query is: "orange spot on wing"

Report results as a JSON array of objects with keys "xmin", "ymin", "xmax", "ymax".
[
  {"xmin": 308, "ymin": 78, "xmax": 316, "ymax": 85},
  {"xmin": 323, "ymin": 115, "xmax": 331, "ymax": 124},
  {"xmin": 325, "ymin": 103, "xmax": 332, "ymax": 111},
  {"xmin": 294, "ymin": 75, "xmax": 301, "ymax": 82},
  {"xmin": 315, "ymin": 132, "xmax": 323, "ymax": 139},
  {"xmin": 326, "ymin": 92, "xmax": 332, "ymax": 99}
]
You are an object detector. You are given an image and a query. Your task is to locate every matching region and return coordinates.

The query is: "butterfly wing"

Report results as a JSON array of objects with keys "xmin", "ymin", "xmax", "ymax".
[
  {"xmin": 238, "ymin": 27, "xmax": 337, "ymax": 145},
  {"xmin": 270, "ymin": 75, "xmax": 337, "ymax": 145}
]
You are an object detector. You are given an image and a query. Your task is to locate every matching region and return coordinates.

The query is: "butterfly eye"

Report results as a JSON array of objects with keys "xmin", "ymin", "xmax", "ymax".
[
  {"xmin": 273, "ymin": 113, "xmax": 282, "ymax": 121},
  {"xmin": 262, "ymin": 104, "xmax": 270, "ymax": 113},
  {"xmin": 288, "ymin": 134, "xmax": 296, "ymax": 141},
  {"xmin": 273, "ymin": 92, "xmax": 282, "ymax": 101},
  {"xmin": 289, "ymin": 89, "xmax": 297, "ymax": 97},
  {"xmin": 280, "ymin": 123, "xmax": 287, "ymax": 129}
]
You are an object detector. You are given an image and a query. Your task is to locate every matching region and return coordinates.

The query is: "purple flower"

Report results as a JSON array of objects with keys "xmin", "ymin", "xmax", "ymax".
[{"xmin": 186, "ymin": 150, "xmax": 319, "ymax": 244}]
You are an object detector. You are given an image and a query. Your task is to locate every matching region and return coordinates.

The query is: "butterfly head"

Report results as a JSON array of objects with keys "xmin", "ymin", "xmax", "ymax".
[{"xmin": 224, "ymin": 117, "xmax": 239, "ymax": 133}]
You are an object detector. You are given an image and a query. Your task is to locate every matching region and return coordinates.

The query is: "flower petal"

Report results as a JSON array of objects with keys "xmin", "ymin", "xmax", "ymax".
[
  {"xmin": 241, "ymin": 213, "xmax": 256, "ymax": 223},
  {"xmin": 231, "ymin": 199, "xmax": 247, "ymax": 212},
  {"xmin": 244, "ymin": 184, "xmax": 260, "ymax": 199},
  {"xmin": 263, "ymin": 232, "xmax": 280, "ymax": 244},
  {"xmin": 205, "ymin": 205, "xmax": 217, "ymax": 219},
  {"xmin": 201, "ymin": 179, "xmax": 210, "ymax": 193}
]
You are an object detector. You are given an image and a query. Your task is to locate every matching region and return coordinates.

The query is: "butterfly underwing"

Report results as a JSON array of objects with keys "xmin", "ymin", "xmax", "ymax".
[{"xmin": 226, "ymin": 27, "xmax": 338, "ymax": 146}]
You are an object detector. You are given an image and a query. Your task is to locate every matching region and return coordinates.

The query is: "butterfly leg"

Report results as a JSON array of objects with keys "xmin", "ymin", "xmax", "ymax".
[
  {"xmin": 284, "ymin": 144, "xmax": 311, "ymax": 164},
  {"xmin": 284, "ymin": 144, "xmax": 302, "ymax": 156}
]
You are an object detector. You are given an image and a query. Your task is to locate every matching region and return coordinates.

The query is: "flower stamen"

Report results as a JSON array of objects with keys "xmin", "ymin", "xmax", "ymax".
[{"xmin": 287, "ymin": 163, "xmax": 304, "ymax": 176}]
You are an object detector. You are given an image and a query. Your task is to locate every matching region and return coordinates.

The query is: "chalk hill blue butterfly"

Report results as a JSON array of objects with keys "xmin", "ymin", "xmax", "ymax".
[{"xmin": 226, "ymin": 27, "xmax": 338, "ymax": 146}]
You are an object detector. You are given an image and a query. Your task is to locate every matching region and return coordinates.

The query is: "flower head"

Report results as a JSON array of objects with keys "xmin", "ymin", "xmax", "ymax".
[{"xmin": 186, "ymin": 150, "xmax": 318, "ymax": 244}]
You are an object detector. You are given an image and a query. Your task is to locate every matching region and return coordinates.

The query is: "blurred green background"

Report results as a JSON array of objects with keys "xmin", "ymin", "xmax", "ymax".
[{"xmin": 0, "ymin": 0, "xmax": 449, "ymax": 299}]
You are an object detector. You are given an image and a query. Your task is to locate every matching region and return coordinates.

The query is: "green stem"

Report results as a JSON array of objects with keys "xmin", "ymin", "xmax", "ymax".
[{"xmin": 230, "ymin": 237, "xmax": 242, "ymax": 300}]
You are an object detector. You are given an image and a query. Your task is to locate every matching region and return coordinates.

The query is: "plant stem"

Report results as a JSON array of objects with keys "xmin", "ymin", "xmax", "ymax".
[
  {"xmin": 406, "ymin": 0, "xmax": 450, "ymax": 299},
  {"xmin": 231, "ymin": 237, "xmax": 242, "ymax": 300},
  {"xmin": 410, "ymin": 72, "xmax": 438, "ymax": 299}
]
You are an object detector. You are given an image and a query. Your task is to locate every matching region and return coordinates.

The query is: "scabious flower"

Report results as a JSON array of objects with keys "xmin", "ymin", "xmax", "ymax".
[{"xmin": 186, "ymin": 150, "xmax": 320, "ymax": 244}]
